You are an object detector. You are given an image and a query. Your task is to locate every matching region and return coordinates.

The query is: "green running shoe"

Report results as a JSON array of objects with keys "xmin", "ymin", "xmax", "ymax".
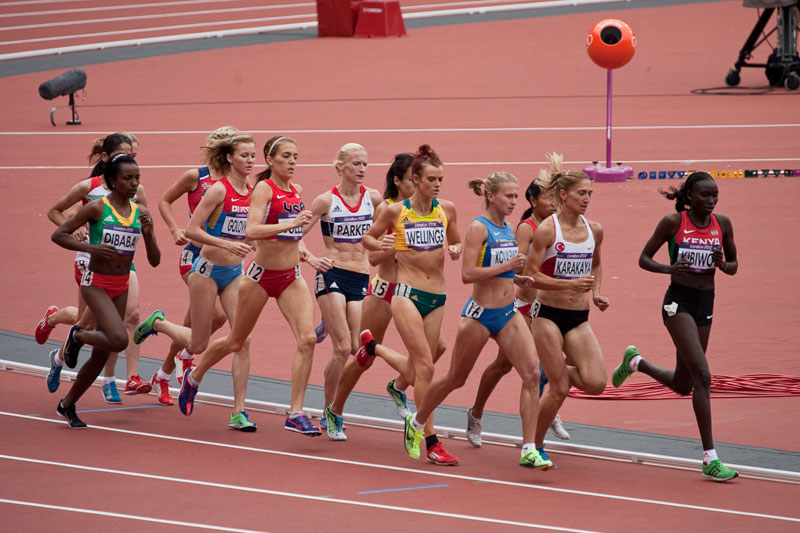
[
  {"xmin": 134, "ymin": 310, "xmax": 165, "ymax": 344},
  {"xmin": 229, "ymin": 411, "xmax": 257, "ymax": 432},
  {"xmin": 404, "ymin": 413, "xmax": 422, "ymax": 460},
  {"xmin": 702, "ymin": 459, "xmax": 739, "ymax": 482},
  {"xmin": 520, "ymin": 449, "xmax": 554, "ymax": 470},
  {"xmin": 612, "ymin": 345, "xmax": 640, "ymax": 387},
  {"xmin": 325, "ymin": 404, "xmax": 347, "ymax": 441}
]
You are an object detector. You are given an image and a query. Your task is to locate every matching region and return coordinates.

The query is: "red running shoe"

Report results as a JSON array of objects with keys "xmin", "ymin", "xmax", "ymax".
[
  {"xmin": 176, "ymin": 353, "xmax": 195, "ymax": 385},
  {"xmin": 356, "ymin": 329, "xmax": 375, "ymax": 367},
  {"xmin": 426, "ymin": 442, "xmax": 459, "ymax": 466},
  {"xmin": 150, "ymin": 373, "xmax": 174, "ymax": 405},
  {"xmin": 35, "ymin": 306, "xmax": 59, "ymax": 344},
  {"xmin": 125, "ymin": 374, "xmax": 153, "ymax": 395}
]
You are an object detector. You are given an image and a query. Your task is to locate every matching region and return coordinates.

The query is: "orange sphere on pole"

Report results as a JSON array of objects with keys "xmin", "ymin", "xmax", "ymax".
[{"xmin": 586, "ymin": 19, "xmax": 636, "ymax": 69}]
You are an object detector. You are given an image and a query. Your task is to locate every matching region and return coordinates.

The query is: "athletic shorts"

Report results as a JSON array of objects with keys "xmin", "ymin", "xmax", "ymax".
[
  {"xmin": 514, "ymin": 298, "xmax": 539, "ymax": 318},
  {"xmin": 190, "ymin": 257, "xmax": 242, "ymax": 292},
  {"xmin": 394, "ymin": 283, "xmax": 447, "ymax": 319},
  {"xmin": 80, "ymin": 270, "xmax": 130, "ymax": 300},
  {"xmin": 366, "ymin": 275, "xmax": 397, "ymax": 303},
  {"xmin": 314, "ymin": 267, "xmax": 369, "ymax": 302},
  {"xmin": 533, "ymin": 302, "xmax": 589, "ymax": 337},
  {"xmin": 662, "ymin": 282, "xmax": 715, "ymax": 327},
  {"xmin": 246, "ymin": 261, "xmax": 300, "ymax": 298},
  {"xmin": 462, "ymin": 298, "xmax": 517, "ymax": 336},
  {"xmin": 74, "ymin": 258, "xmax": 134, "ymax": 284},
  {"xmin": 179, "ymin": 243, "xmax": 202, "ymax": 276}
]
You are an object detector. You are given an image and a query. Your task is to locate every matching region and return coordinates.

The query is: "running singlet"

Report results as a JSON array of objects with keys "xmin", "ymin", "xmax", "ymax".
[
  {"xmin": 206, "ymin": 177, "xmax": 251, "ymax": 240},
  {"xmin": 88, "ymin": 198, "xmax": 141, "ymax": 255},
  {"xmin": 540, "ymin": 214, "xmax": 595, "ymax": 279},
  {"xmin": 187, "ymin": 166, "xmax": 213, "ymax": 215},
  {"xmin": 320, "ymin": 185, "xmax": 374, "ymax": 243},
  {"xmin": 668, "ymin": 211, "xmax": 723, "ymax": 274},
  {"xmin": 393, "ymin": 198, "xmax": 447, "ymax": 251},
  {"xmin": 518, "ymin": 218, "xmax": 538, "ymax": 254},
  {"xmin": 262, "ymin": 179, "xmax": 304, "ymax": 241},
  {"xmin": 475, "ymin": 216, "xmax": 518, "ymax": 279},
  {"xmin": 76, "ymin": 176, "xmax": 139, "ymax": 264}
]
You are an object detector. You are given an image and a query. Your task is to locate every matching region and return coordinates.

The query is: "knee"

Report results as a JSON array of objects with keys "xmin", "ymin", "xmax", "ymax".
[
  {"xmin": 583, "ymin": 377, "xmax": 607, "ymax": 396},
  {"xmin": 675, "ymin": 382, "xmax": 694, "ymax": 396},
  {"xmin": 415, "ymin": 361, "xmax": 435, "ymax": 384},
  {"xmin": 546, "ymin": 377, "xmax": 571, "ymax": 399},
  {"xmin": 694, "ymin": 368, "xmax": 712, "ymax": 392},
  {"xmin": 124, "ymin": 308, "xmax": 140, "ymax": 328},
  {"xmin": 517, "ymin": 364, "xmax": 540, "ymax": 388},
  {"xmin": 228, "ymin": 335, "xmax": 250, "ymax": 354},
  {"xmin": 332, "ymin": 339, "xmax": 351, "ymax": 359},
  {"xmin": 109, "ymin": 329, "xmax": 130, "ymax": 353},
  {"xmin": 187, "ymin": 339, "xmax": 209, "ymax": 355},
  {"xmin": 298, "ymin": 332, "xmax": 316, "ymax": 354}
]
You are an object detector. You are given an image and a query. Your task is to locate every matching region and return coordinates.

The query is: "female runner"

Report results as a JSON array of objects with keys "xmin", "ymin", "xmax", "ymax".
[
  {"xmin": 136, "ymin": 133, "xmax": 257, "ymax": 431},
  {"xmin": 413, "ymin": 171, "xmax": 553, "ymax": 469},
  {"xmin": 303, "ymin": 143, "xmax": 383, "ymax": 434},
  {"xmin": 612, "ymin": 172, "xmax": 739, "ymax": 482},
  {"xmin": 148, "ymin": 127, "xmax": 237, "ymax": 404},
  {"xmin": 523, "ymin": 154, "xmax": 606, "ymax": 468},
  {"xmin": 466, "ymin": 178, "xmax": 570, "ymax": 446},
  {"xmin": 362, "ymin": 144, "xmax": 462, "ymax": 464},
  {"xmin": 174, "ymin": 135, "xmax": 322, "ymax": 436},
  {"xmin": 42, "ymin": 133, "xmax": 153, "ymax": 403},
  {"xmin": 51, "ymin": 154, "xmax": 160, "ymax": 427}
]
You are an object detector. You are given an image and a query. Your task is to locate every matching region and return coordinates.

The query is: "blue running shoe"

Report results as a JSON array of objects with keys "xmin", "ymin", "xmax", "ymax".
[
  {"xmin": 102, "ymin": 381, "xmax": 122, "ymax": 404},
  {"xmin": 284, "ymin": 413, "xmax": 321, "ymax": 436},
  {"xmin": 46, "ymin": 348, "xmax": 62, "ymax": 393},
  {"xmin": 537, "ymin": 446, "xmax": 557, "ymax": 469},
  {"xmin": 178, "ymin": 368, "xmax": 199, "ymax": 416},
  {"xmin": 315, "ymin": 320, "xmax": 328, "ymax": 343},
  {"xmin": 324, "ymin": 404, "xmax": 347, "ymax": 441}
]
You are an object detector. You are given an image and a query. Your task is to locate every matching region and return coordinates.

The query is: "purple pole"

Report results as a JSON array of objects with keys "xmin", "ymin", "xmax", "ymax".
[{"xmin": 605, "ymin": 68, "xmax": 613, "ymax": 168}]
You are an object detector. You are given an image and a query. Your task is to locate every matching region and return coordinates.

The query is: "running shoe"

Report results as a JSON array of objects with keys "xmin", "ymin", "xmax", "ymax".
[
  {"xmin": 151, "ymin": 373, "xmax": 174, "ymax": 406},
  {"xmin": 178, "ymin": 368, "xmax": 199, "ymax": 416},
  {"xmin": 404, "ymin": 414, "xmax": 423, "ymax": 460},
  {"xmin": 62, "ymin": 325, "xmax": 83, "ymax": 369},
  {"xmin": 549, "ymin": 413, "xmax": 570, "ymax": 440},
  {"xmin": 124, "ymin": 374, "xmax": 152, "ymax": 395},
  {"xmin": 133, "ymin": 310, "xmax": 165, "ymax": 344},
  {"xmin": 324, "ymin": 404, "xmax": 347, "ymax": 441},
  {"xmin": 315, "ymin": 320, "xmax": 328, "ymax": 343},
  {"xmin": 229, "ymin": 411, "xmax": 258, "ymax": 432},
  {"xmin": 426, "ymin": 442, "xmax": 459, "ymax": 465},
  {"xmin": 46, "ymin": 348, "xmax": 62, "ymax": 393},
  {"xmin": 537, "ymin": 446, "xmax": 557, "ymax": 469},
  {"xmin": 35, "ymin": 305, "xmax": 59, "ymax": 344},
  {"xmin": 356, "ymin": 329, "xmax": 376, "ymax": 367},
  {"xmin": 102, "ymin": 381, "xmax": 122, "ymax": 404},
  {"xmin": 284, "ymin": 413, "xmax": 321, "ymax": 436},
  {"xmin": 320, "ymin": 413, "xmax": 348, "ymax": 432},
  {"xmin": 702, "ymin": 459, "xmax": 739, "ymax": 482},
  {"xmin": 176, "ymin": 353, "xmax": 195, "ymax": 385},
  {"xmin": 57, "ymin": 400, "xmax": 87, "ymax": 429},
  {"xmin": 520, "ymin": 448, "xmax": 554, "ymax": 470},
  {"xmin": 612, "ymin": 345, "xmax": 640, "ymax": 387},
  {"xmin": 466, "ymin": 408, "xmax": 482, "ymax": 448},
  {"xmin": 386, "ymin": 380, "xmax": 411, "ymax": 419}
]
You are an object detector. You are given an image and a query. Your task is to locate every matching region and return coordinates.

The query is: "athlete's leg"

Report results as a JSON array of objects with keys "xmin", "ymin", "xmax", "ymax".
[
  {"xmin": 532, "ymin": 317, "xmax": 566, "ymax": 446},
  {"xmin": 276, "ymin": 278, "xmax": 317, "ymax": 413},
  {"xmin": 318, "ymin": 291, "xmax": 352, "ymax": 407}
]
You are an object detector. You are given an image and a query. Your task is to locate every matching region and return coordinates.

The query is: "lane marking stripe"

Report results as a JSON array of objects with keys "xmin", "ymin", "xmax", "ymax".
[{"xmin": 358, "ymin": 484, "xmax": 450, "ymax": 494}]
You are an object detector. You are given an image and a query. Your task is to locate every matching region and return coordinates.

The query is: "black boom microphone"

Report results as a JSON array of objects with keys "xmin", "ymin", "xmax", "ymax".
[{"xmin": 38, "ymin": 68, "xmax": 87, "ymax": 126}]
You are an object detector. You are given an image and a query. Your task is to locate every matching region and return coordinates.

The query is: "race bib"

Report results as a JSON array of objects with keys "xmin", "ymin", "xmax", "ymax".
[
  {"xmin": 193, "ymin": 258, "xmax": 212, "ymax": 278},
  {"xmin": 102, "ymin": 224, "xmax": 140, "ymax": 255},
  {"xmin": 553, "ymin": 252, "xmax": 593, "ymax": 279},
  {"xmin": 463, "ymin": 299, "xmax": 484, "ymax": 319},
  {"xmin": 278, "ymin": 213, "xmax": 303, "ymax": 241},
  {"xmin": 404, "ymin": 221, "xmax": 445, "ymax": 251},
  {"xmin": 221, "ymin": 212, "xmax": 247, "ymax": 240},
  {"xmin": 246, "ymin": 261, "xmax": 264, "ymax": 283},
  {"xmin": 370, "ymin": 277, "xmax": 390, "ymax": 298}
]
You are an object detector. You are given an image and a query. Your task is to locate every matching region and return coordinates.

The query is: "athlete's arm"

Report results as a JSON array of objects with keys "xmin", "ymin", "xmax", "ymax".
[
  {"xmin": 184, "ymin": 181, "xmax": 251, "ymax": 257},
  {"xmin": 158, "ymin": 168, "xmax": 200, "ymax": 246},
  {"xmin": 442, "ymin": 200, "xmax": 463, "ymax": 260},
  {"xmin": 47, "ymin": 179, "xmax": 92, "ymax": 241},
  {"xmin": 639, "ymin": 213, "xmax": 689, "ymax": 274},
  {"xmin": 51, "ymin": 200, "xmax": 114, "ymax": 259},
  {"xmin": 713, "ymin": 213, "xmax": 738, "ymax": 276},
  {"xmin": 138, "ymin": 205, "xmax": 161, "ymax": 267},
  {"xmin": 364, "ymin": 202, "xmax": 400, "ymax": 252},
  {"xmin": 367, "ymin": 200, "xmax": 396, "ymax": 266},
  {"xmin": 589, "ymin": 221, "xmax": 609, "ymax": 311},
  {"xmin": 135, "ymin": 184, "xmax": 148, "ymax": 208},
  {"xmin": 302, "ymin": 191, "xmax": 330, "ymax": 235}
]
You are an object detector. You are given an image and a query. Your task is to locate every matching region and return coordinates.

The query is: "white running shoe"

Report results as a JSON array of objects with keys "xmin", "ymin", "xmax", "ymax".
[
  {"xmin": 466, "ymin": 408, "xmax": 482, "ymax": 448},
  {"xmin": 549, "ymin": 413, "xmax": 570, "ymax": 440}
]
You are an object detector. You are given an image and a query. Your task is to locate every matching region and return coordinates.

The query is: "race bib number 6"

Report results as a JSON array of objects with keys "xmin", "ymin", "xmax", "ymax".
[{"xmin": 193, "ymin": 258, "xmax": 212, "ymax": 278}]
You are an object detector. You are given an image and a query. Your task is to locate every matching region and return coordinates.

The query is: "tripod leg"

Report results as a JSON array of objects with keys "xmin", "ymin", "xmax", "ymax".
[{"xmin": 735, "ymin": 8, "xmax": 775, "ymax": 70}]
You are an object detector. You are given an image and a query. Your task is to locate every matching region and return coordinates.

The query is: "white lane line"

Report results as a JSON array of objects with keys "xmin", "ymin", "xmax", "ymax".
[
  {"xmin": 0, "ymin": 456, "xmax": 598, "ymax": 532},
  {"xmin": 0, "ymin": 498, "xmax": 267, "ymax": 533},
  {"xmin": 1, "ymin": 411, "xmax": 798, "ymax": 523},
  {"xmin": 1, "ymin": 124, "xmax": 798, "ymax": 135},
  {"xmin": 0, "ymin": 1, "xmax": 310, "ymax": 20}
]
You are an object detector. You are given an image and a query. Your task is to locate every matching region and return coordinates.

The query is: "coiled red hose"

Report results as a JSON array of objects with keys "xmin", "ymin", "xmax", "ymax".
[{"xmin": 568, "ymin": 374, "xmax": 800, "ymax": 399}]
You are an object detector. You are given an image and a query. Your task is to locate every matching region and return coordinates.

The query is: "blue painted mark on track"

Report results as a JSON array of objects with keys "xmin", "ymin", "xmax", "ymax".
[
  {"xmin": 77, "ymin": 404, "xmax": 167, "ymax": 413},
  {"xmin": 358, "ymin": 484, "xmax": 449, "ymax": 495}
]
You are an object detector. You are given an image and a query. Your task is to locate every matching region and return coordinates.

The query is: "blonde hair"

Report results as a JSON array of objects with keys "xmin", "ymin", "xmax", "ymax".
[
  {"xmin": 334, "ymin": 143, "xmax": 366, "ymax": 169},
  {"xmin": 116, "ymin": 130, "xmax": 139, "ymax": 145},
  {"xmin": 536, "ymin": 153, "xmax": 590, "ymax": 204},
  {"xmin": 204, "ymin": 133, "xmax": 255, "ymax": 177},
  {"xmin": 206, "ymin": 126, "xmax": 239, "ymax": 145},
  {"xmin": 467, "ymin": 171, "xmax": 518, "ymax": 208}
]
